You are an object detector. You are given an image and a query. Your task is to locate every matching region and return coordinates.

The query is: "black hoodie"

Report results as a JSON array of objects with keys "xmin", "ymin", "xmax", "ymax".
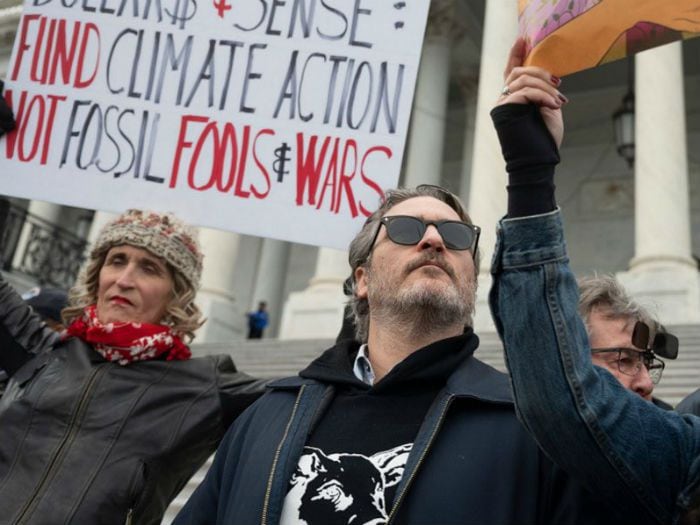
[{"xmin": 279, "ymin": 331, "xmax": 478, "ymax": 523}]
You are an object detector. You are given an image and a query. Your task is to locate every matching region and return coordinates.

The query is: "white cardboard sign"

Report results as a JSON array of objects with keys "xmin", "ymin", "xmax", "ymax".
[{"xmin": 0, "ymin": 0, "xmax": 431, "ymax": 249}]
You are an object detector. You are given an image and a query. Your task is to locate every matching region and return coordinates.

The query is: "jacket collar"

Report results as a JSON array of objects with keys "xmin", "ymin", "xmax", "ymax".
[
  {"xmin": 444, "ymin": 355, "xmax": 514, "ymax": 404},
  {"xmin": 269, "ymin": 335, "xmax": 514, "ymax": 405},
  {"xmin": 268, "ymin": 376, "xmax": 316, "ymax": 388}
]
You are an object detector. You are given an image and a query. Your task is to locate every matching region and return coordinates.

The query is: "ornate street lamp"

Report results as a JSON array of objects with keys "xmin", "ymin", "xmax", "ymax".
[
  {"xmin": 612, "ymin": 90, "xmax": 635, "ymax": 168},
  {"xmin": 612, "ymin": 59, "xmax": 635, "ymax": 168}
]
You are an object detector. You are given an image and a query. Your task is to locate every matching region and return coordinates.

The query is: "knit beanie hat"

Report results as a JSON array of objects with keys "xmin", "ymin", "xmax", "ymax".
[{"xmin": 92, "ymin": 210, "xmax": 203, "ymax": 289}]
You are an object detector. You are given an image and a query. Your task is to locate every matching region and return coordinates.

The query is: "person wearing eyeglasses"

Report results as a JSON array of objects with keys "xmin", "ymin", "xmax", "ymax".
[
  {"xmin": 174, "ymin": 184, "xmax": 613, "ymax": 525},
  {"xmin": 489, "ymin": 38, "xmax": 700, "ymax": 525},
  {"xmin": 577, "ymin": 275, "xmax": 678, "ymax": 402}
]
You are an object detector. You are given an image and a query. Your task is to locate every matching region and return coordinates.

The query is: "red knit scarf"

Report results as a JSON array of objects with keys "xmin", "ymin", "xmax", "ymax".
[{"xmin": 63, "ymin": 305, "xmax": 191, "ymax": 365}]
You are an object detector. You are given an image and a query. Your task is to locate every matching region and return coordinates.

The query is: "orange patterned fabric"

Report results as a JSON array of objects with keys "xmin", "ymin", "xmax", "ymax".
[{"xmin": 519, "ymin": 0, "xmax": 700, "ymax": 77}]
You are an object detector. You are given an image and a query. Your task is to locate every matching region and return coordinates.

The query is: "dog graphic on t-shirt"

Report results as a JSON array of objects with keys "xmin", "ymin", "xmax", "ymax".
[{"xmin": 280, "ymin": 443, "xmax": 412, "ymax": 525}]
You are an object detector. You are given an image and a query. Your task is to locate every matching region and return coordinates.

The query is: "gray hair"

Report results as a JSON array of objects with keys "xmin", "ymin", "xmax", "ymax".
[
  {"xmin": 577, "ymin": 274, "xmax": 660, "ymax": 339},
  {"xmin": 347, "ymin": 185, "xmax": 480, "ymax": 343}
]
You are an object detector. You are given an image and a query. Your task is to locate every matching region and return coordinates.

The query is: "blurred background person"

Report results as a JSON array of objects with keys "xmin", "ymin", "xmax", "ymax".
[
  {"xmin": 21, "ymin": 286, "xmax": 68, "ymax": 331},
  {"xmin": 246, "ymin": 300, "xmax": 269, "ymax": 339},
  {"xmin": 577, "ymin": 275, "xmax": 677, "ymax": 408}
]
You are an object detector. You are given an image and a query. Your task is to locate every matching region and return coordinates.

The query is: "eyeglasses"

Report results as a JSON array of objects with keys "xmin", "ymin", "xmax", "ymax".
[
  {"xmin": 370, "ymin": 215, "xmax": 480, "ymax": 253},
  {"xmin": 590, "ymin": 348, "xmax": 665, "ymax": 385}
]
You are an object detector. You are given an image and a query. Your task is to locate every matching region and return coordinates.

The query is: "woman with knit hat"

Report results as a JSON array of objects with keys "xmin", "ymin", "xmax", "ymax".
[{"xmin": 0, "ymin": 209, "xmax": 266, "ymax": 524}]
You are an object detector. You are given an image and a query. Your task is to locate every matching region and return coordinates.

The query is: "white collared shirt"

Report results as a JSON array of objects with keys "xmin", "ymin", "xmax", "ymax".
[{"xmin": 352, "ymin": 344, "xmax": 376, "ymax": 385}]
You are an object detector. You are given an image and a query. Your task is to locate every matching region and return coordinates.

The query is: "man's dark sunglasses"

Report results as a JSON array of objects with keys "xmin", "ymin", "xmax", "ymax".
[{"xmin": 371, "ymin": 215, "xmax": 480, "ymax": 253}]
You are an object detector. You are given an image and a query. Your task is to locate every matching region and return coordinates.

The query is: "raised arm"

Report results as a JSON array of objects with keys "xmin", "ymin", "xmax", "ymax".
[
  {"xmin": 488, "ymin": 41, "xmax": 700, "ymax": 525},
  {"xmin": 216, "ymin": 355, "xmax": 269, "ymax": 427},
  {"xmin": 0, "ymin": 272, "xmax": 59, "ymax": 377}
]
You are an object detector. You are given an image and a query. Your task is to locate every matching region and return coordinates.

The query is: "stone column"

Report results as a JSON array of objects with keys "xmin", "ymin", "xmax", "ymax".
[
  {"xmin": 0, "ymin": 6, "xmax": 21, "ymax": 78},
  {"xmin": 403, "ymin": 0, "xmax": 462, "ymax": 187},
  {"xmin": 225, "ymin": 235, "xmax": 262, "ymax": 337},
  {"xmin": 617, "ymin": 42, "xmax": 699, "ymax": 323},
  {"xmin": 250, "ymin": 238, "xmax": 291, "ymax": 337},
  {"xmin": 457, "ymin": 73, "xmax": 479, "ymax": 205},
  {"xmin": 195, "ymin": 228, "xmax": 242, "ymax": 342},
  {"xmin": 279, "ymin": 247, "xmax": 349, "ymax": 340},
  {"xmin": 465, "ymin": 0, "xmax": 518, "ymax": 332},
  {"xmin": 86, "ymin": 211, "xmax": 118, "ymax": 245}
]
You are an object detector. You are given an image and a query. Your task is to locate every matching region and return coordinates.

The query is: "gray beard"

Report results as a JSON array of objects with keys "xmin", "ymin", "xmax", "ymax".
[{"xmin": 369, "ymin": 274, "xmax": 476, "ymax": 341}]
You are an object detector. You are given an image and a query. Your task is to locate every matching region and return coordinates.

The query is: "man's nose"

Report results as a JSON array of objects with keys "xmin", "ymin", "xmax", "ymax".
[
  {"xmin": 633, "ymin": 366, "xmax": 655, "ymax": 400},
  {"xmin": 419, "ymin": 224, "xmax": 445, "ymax": 252}
]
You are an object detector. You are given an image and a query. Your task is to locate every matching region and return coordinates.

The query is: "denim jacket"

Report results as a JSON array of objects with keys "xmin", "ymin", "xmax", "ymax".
[{"xmin": 489, "ymin": 209, "xmax": 700, "ymax": 525}]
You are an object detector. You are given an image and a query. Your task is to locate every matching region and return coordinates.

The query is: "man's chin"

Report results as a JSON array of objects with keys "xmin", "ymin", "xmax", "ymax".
[
  {"xmin": 404, "ymin": 272, "xmax": 454, "ymax": 294},
  {"xmin": 406, "ymin": 277, "xmax": 452, "ymax": 296},
  {"xmin": 398, "ymin": 284, "xmax": 462, "ymax": 311}
]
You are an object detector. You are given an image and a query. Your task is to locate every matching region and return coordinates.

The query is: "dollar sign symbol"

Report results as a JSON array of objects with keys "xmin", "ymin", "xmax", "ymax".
[
  {"xmin": 166, "ymin": 0, "xmax": 197, "ymax": 27},
  {"xmin": 273, "ymin": 143, "xmax": 291, "ymax": 183}
]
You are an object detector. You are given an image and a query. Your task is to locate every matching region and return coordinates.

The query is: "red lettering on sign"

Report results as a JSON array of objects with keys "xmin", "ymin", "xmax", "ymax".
[
  {"xmin": 295, "ymin": 133, "xmax": 331, "ymax": 206},
  {"xmin": 296, "ymin": 132, "xmax": 391, "ymax": 218},
  {"xmin": 11, "ymin": 15, "xmax": 100, "ymax": 88},
  {"xmin": 170, "ymin": 115, "xmax": 273, "ymax": 200},
  {"xmin": 4, "ymin": 89, "xmax": 66, "ymax": 165}
]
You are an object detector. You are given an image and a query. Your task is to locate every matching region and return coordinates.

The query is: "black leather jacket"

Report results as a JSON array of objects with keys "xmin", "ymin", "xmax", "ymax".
[{"xmin": 0, "ymin": 274, "xmax": 266, "ymax": 524}]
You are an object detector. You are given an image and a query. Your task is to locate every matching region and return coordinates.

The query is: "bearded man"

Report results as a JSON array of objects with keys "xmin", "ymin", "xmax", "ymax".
[{"xmin": 175, "ymin": 185, "xmax": 614, "ymax": 525}]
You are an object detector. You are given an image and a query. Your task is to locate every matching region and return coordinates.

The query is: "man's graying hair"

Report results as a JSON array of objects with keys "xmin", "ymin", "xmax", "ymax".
[
  {"xmin": 347, "ymin": 186, "xmax": 481, "ymax": 343},
  {"xmin": 578, "ymin": 274, "xmax": 660, "ymax": 339}
]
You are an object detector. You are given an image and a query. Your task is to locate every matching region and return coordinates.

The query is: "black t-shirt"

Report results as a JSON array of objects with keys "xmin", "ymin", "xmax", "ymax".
[{"xmin": 280, "ymin": 334, "xmax": 474, "ymax": 525}]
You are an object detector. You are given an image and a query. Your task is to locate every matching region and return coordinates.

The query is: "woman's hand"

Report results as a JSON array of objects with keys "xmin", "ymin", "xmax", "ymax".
[{"xmin": 496, "ymin": 38, "xmax": 565, "ymax": 149}]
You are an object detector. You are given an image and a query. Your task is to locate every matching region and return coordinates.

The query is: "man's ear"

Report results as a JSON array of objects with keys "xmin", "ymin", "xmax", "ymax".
[{"xmin": 355, "ymin": 266, "xmax": 368, "ymax": 300}]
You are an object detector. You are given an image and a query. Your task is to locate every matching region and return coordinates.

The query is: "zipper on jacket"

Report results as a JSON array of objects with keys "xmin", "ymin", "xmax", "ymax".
[
  {"xmin": 14, "ymin": 364, "xmax": 107, "ymax": 524},
  {"xmin": 260, "ymin": 385, "xmax": 306, "ymax": 525},
  {"xmin": 386, "ymin": 394, "xmax": 454, "ymax": 524},
  {"xmin": 121, "ymin": 460, "xmax": 146, "ymax": 525}
]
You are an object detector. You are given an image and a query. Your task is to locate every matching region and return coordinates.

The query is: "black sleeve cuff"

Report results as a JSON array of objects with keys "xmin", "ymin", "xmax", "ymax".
[{"xmin": 490, "ymin": 104, "xmax": 560, "ymax": 217}]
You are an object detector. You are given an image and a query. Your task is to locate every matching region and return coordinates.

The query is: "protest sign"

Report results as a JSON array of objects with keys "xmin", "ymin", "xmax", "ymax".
[
  {"xmin": 519, "ymin": 0, "xmax": 700, "ymax": 77},
  {"xmin": 0, "ymin": 0, "xmax": 431, "ymax": 249}
]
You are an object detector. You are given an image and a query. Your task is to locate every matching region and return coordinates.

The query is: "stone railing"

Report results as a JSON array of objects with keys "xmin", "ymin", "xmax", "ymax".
[{"xmin": 0, "ymin": 199, "xmax": 87, "ymax": 289}]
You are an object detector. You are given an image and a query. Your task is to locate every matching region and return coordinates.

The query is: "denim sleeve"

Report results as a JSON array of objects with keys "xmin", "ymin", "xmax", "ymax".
[{"xmin": 489, "ymin": 209, "xmax": 700, "ymax": 525}]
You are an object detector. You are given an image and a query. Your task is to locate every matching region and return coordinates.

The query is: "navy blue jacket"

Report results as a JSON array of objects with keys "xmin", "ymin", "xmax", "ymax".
[{"xmin": 175, "ymin": 337, "xmax": 613, "ymax": 525}]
